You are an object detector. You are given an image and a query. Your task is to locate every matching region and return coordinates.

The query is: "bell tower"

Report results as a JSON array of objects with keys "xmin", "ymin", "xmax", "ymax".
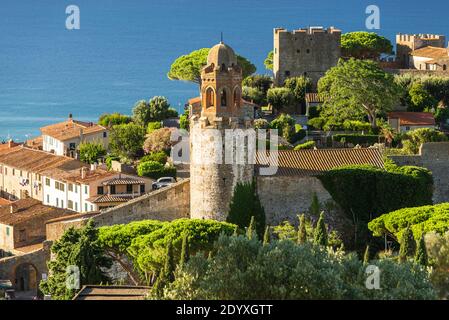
[
  {"xmin": 200, "ymin": 41, "xmax": 243, "ymax": 122},
  {"xmin": 190, "ymin": 42, "xmax": 254, "ymax": 221}
]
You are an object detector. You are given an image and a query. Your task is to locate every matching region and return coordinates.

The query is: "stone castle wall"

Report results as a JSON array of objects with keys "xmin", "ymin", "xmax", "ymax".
[
  {"xmin": 257, "ymin": 176, "xmax": 333, "ymax": 225},
  {"xmin": 389, "ymin": 142, "xmax": 449, "ymax": 204},
  {"xmin": 46, "ymin": 179, "xmax": 190, "ymax": 241},
  {"xmin": 273, "ymin": 27, "xmax": 341, "ymax": 87}
]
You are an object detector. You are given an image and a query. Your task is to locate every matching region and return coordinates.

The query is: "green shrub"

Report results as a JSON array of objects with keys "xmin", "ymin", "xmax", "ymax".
[
  {"xmin": 307, "ymin": 105, "xmax": 320, "ymax": 119},
  {"xmin": 162, "ymin": 234, "xmax": 436, "ymax": 300},
  {"xmin": 342, "ymin": 120, "xmax": 371, "ymax": 132},
  {"xmin": 137, "ymin": 160, "xmax": 176, "ymax": 179},
  {"xmin": 319, "ymin": 164, "xmax": 433, "ymax": 251},
  {"xmin": 140, "ymin": 151, "xmax": 167, "ymax": 165},
  {"xmin": 402, "ymin": 128, "xmax": 447, "ymax": 154},
  {"xmin": 368, "ymin": 203, "xmax": 449, "ymax": 241},
  {"xmin": 307, "ymin": 117, "xmax": 326, "ymax": 130},
  {"xmin": 332, "ymin": 134, "xmax": 380, "ymax": 145},
  {"xmin": 98, "ymin": 113, "xmax": 131, "ymax": 127},
  {"xmin": 147, "ymin": 121, "xmax": 162, "ymax": 134},
  {"xmin": 294, "ymin": 141, "xmax": 316, "ymax": 150}
]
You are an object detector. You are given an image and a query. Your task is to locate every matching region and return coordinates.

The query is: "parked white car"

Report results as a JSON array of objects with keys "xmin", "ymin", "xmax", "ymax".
[{"xmin": 152, "ymin": 177, "xmax": 176, "ymax": 190}]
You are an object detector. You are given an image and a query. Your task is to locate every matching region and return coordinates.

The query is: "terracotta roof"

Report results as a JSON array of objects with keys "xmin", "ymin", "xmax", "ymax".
[
  {"xmin": 256, "ymin": 148, "xmax": 384, "ymax": 177},
  {"xmin": 0, "ymin": 146, "xmax": 86, "ymax": 176},
  {"xmin": 25, "ymin": 136, "xmax": 43, "ymax": 149},
  {"xmin": 40, "ymin": 118, "xmax": 106, "ymax": 141},
  {"xmin": 103, "ymin": 177, "xmax": 146, "ymax": 185},
  {"xmin": 0, "ymin": 198, "xmax": 12, "ymax": 206},
  {"xmin": 411, "ymin": 46, "xmax": 448, "ymax": 59},
  {"xmin": 62, "ymin": 168, "xmax": 117, "ymax": 184},
  {"xmin": 0, "ymin": 198, "xmax": 71, "ymax": 226},
  {"xmin": 0, "ymin": 141, "xmax": 21, "ymax": 152},
  {"xmin": 87, "ymin": 194, "xmax": 134, "ymax": 204},
  {"xmin": 73, "ymin": 285, "xmax": 150, "ymax": 300},
  {"xmin": 388, "ymin": 112, "xmax": 436, "ymax": 126}
]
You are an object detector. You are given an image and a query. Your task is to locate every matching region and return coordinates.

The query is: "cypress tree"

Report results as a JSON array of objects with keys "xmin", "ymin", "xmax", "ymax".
[
  {"xmin": 309, "ymin": 193, "xmax": 320, "ymax": 217},
  {"xmin": 247, "ymin": 216, "xmax": 256, "ymax": 240},
  {"xmin": 227, "ymin": 181, "xmax": 266, "ymax": 238},
  {"xmin": 263, "ymin": 226, "xmax": 270, "ymax": 245},
  {"xmin": 363, "ymin": 245, "xmax": 370, "ymax": 264},
  {"xmin": 163, "ymin": 240, "xmax": 176, "ymax": 282},
  {"xmin": 313, "ymin": 212, "xmax": 328, "ymax": 246},
  {"xmin": 399, "ymin": 226, "xmax": 416, "ymax": 262},
  {"xmin": 415, "ymin": 234, "xmax": 428, "ymax": 266},
  {"xmin": 297, "ymin": 214, "xmax": 307, "ymax": 244},
  {"xmin": 179, "ymin": 232, "xmax": 190, "ymax": 268}
]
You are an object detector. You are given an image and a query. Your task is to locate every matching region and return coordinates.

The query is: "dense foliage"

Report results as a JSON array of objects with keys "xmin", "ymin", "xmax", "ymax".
[
  {"xmin": 226, "ymin": 181, "xmax": 266, "ymax": 239},
  {"xmin": 401, "ymin": 128, "xmax": 448, "ymax": 154},
  {"xmin": 284, "ymin": 76, "xmax": 312, "ymax": 109},
  {"xmin": 137, "ymin": 160, "xmax": 176, "ymax": 179},
  {"xmin": 319, "ymin": 163, "xmax": 433, "ymax": 250},
  {"xmin": 98, "ymin": 112, "xmax": 131, "ymax": 127},
  {"xmin": 167, "ymin": 48, "xmax": 256, "ymax": 84},
  {"xmin": 267, "ymin": 87, "xmax": 294, "ymax": 113},
  {"xmin": 341, "ymin": 31, "xmax": 393, "ymax": 60},
  {"xmin": 78, "ymin": 141, "xmax": 106, "ymax": 164},
  {"xmin": 40, "ymin": 220, "xmax": 112, "ymax": 300},
  {"xmin": 264, "ymin": 50, "xmax": 273, "ymax": 71},
  {"xmin": 294, "ymin": 140, "xmax": 316, "ymax": 150},
  {"xmin": 109, "ymin": 123, "xmax": 146, "ymax": 160},
  {"xmin": 162, "ymin": 234, "xmax": 436, "ymax": 300},
  {"xmin": 318, "ymin": 58, "xmax": 399, "ymax": 129},
  {"xmin": 132, "ymin": 96, "xmax": 176, "ymax": 127},
  {"xmin": 143, "ymin": 127, "xmax": 173, "ymax": 154},
  {"xmin": 368, "ymin": 203, "xmax": 449, "ymax": 241},
  {"xmin": 140, "ymin": 151, "xmax": 168, "ymax": 165}
]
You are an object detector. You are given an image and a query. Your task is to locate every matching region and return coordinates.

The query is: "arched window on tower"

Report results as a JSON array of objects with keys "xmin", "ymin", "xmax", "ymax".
[
  {"xmin": 221, "ymin": 63, "xmax": 226, "ymax": 71},
  {"xmin": 444, "ymin": 64, "xmax": 447, "ymax": 71},
  {"xmin": 220, "ymin": 88, "xmax": 227, "ymax": 107},
  {"xmin": 206, "ymin": 87, "xmax": 214, "ymax": 108},
  {"xmin": 233, "ymin": 87, "xmax": 241, "ymax": 107}
]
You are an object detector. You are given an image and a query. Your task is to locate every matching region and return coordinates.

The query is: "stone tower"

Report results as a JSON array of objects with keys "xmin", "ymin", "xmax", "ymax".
[
  {"xmin": 396, "ymin": 33, "xmax": 446, "ymax": 68},
  {"xmin": 190, "ymin": 42, "xmax": 254, "ymax": 221},
  {"xmin": 273, "ymin": 26, "xmax": 341, "ymax": 88}
]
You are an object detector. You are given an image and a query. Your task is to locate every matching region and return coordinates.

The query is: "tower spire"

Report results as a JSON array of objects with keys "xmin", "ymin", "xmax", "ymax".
[{"xmin": 220, "ymin": 32, "xmax": 223, "ymax": 44}]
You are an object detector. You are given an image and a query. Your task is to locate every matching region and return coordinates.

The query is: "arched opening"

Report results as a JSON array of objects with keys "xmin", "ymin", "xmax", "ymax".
[
  {"xmin": 233, "ymin": 87, "xmax": 241, "ymax": 107},
  {"xmin": 444, "ymin": 64, "xmax": 447, "ymax": 71},
  {"xmin": 220, "ymin": 88, "xmax": 227, "ymax": 107},
  {"xmin": 14, "ymin": 263, "xmax": 38, "ymax": 295},
  {"xmin": 205, "ymin": 87, "xmax": 215, "ymax": 108},
  {"xmin": 221, "ymin": 63, "xmax": 226, "ymax": 71}
]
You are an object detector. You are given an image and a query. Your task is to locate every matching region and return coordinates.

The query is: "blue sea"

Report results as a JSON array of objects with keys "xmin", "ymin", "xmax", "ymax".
[{"xmin": 1, "ymin": 0, "xmax": 448, "ymax": 140}]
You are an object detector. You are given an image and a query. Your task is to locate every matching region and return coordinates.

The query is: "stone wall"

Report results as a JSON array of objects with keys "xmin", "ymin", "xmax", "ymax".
[
  {"xmin": 257, "ymin": 175, "xmax": 333, "ymax": 225},
  {"xmin": 0, "ymin": 241, "xmax": 51, "ymax": 291},
  {"xmin": 390, "ymin": 142, "xmax": 449, "ymax": 204},
  {"xmin": 46, "ymin": 179, "xmax": 190, "ymax": 241}
]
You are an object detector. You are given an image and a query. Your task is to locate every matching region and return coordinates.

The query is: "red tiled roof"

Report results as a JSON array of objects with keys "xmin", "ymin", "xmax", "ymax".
[
  {"xmin": 87, "ymin": 194, "xmax": 133, "ymax": 204},
  {"xmin": 40, "ymin": 118, "xmax": 106, "ymax": 141},
  {"xmin": 411, "ymin": 46, "xmax": 448, "ymax": 59},
  {"xmin": 388, "ymin": 112, "xmax": 436, "ymax": 126},
  {"xmin": 256, "ymin": 148, "xmax": 384, "ymax": 177}
]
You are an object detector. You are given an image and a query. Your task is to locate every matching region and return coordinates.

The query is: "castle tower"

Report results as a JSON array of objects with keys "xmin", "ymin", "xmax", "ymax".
[{"xmin": 189, "ymin": 42, "xmax": 254, "ymax": 221}]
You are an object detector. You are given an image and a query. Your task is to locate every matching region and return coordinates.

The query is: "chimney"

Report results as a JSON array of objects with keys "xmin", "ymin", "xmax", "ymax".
[
  {"xmin": 68, "ymin": 113, "xmax": 73, "ymax": 122},
  {"xmin": 90, "ymin": 163, "xmax": 97, "ymax": 171},
  {"xmin": 79, "ymin": 128, "xmax": 84, "ymax": 140},
  {"xmin": 7, "ymin": 139, "xmax": 14, "ymax": 148},
  {"xmin": 10, "ymin": 204, "xmax": 18, "ymax": 214},
  {"xmin": 81, "ymin": 167, "xmax": 87, "ymax": 179}
]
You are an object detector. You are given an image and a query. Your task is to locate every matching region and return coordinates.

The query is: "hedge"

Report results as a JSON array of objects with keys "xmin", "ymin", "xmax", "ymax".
[
  {"xmin": 140, "ymin": 151, "xmax": 168, "ymax": 165},
  {"xmin": 332, "ymin": 134, "xmax": 380, "ymax": 145},
  {"xmin": 294, "ymin": 141, "xmax": 316, "ymax": 150},
  {"xmin": 318, "ymin": 164, "xmax": 433, "ymax": 250},
  {"xmin": 368, "ymin": 203, "xmax": 449, "ymax": 241},
  {"xmin": 137, "ymin": 160, "xmax": 176, "ymax": 179}
]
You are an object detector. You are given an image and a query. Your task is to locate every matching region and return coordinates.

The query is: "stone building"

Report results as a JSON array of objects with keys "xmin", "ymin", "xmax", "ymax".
[
  {"xmin": 189, "ymin": 42, "xmax": 254, "ymax": 221},
  {"xmin": 396, "ymin": 33, "xmax": 447, "ymax": 69},
  {"xmin": 273, "ymin": 26, "xmax": 341, "ymax": 88}
]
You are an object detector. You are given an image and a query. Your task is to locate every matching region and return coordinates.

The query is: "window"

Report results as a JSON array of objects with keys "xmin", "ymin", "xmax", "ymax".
[
  {"xmin": 221, "ymin": 63, "xmax": 226, "ymax": 71},
  {"xmin": 296, "ymin": 49, "xmax": 300, "ymax": 54},
  {"xmin": 19, "ymin": 229, "xmax": 26, "ymax": 242},
  {"xmin": 20, "ymin": 170, "xmax": 22, "ymax": 177},
  {"xmin": 75, "ymin": 185, "xmax": 78, "ymax": 193},
  {"xmin": 91, "ymin": 205, "xmax": 93, "ymax": 211},
  {"xmin": 6, "ymin": 227, "xmax": 9, "ymax": 236},
  {"xmin": 205, "ymin": 87, "xmax": 214, "ymax": 108},
  {"xmin": 103, "ymin": 132, "xmax": 107, "ymax": 138},
  {"xmin": 98, "ymin": 186, "xmax": 104, "ymax": 195},
  {"xmin": 220, "ymin": 88, "xmax": 227, "ymax": 107},
  {"xmin": 60, "ymin": 183, "xmax": 65, "ymax": 192},
  {"xmin": 68, "ymin": 184, "xmax": 73, "ymax": 192},
  {"xmin": 306, "ymin": 49, "xmax": 310, "ymax": 54},
  {"xmin": 405, "ymin": 126, "xmax": 411, "ymax": 131},
  {"xmin": 233, "ymin": 87, "xmax": 241, "ymax": 108},
  {"xmin": 69, "ymin": 143, "xmax": 76, "ymax": 150},
  {"xmin": 126, "ymin": 184, "xmax": 133, "ymax": 193},
  {"xmin": 47, "ymin": 194, "xmax": 50, "ymax": 203},
  {"xmin": 84, "ymin": 186, "xmax": 88, "ymax": 194},
  {"xmin": 285, "ymin": 70, "xmax": 290, "ymax": 77},
  {"xmin": 56, "ymin": 198, "xmax": 59, "ymax": 207},
  {"xmin": 75, "ymin": 202, "xmax": 78, "ymax": 211},
  {"xmin": 140, "ymin": 184, "xmax": 146, "ymax": 193},
  {"xmin": 61, "ymin": 200, "xmax": 64, "ymax": 208},
  {"xmin": 85, "ymin": 203, "xmax": 88, "ymax": 212},
  {"xmin": 12, "ymin": 169, "xmax": 15, "ymax": 176},
  {"xmin": 45, "ymin": 178, "xmax": 50, "ymax": 186},
  {"xmin": 68, "ymin": 200, "xmax": 73, "ymax": 209},
  {"xmin": 4, "ymin": 168, "xmax": 7, "ymax": 175},
  {"xmin": 444, "ymin": 65, "xmax": 447, "ymax": 71},
  {"xmin": 110, "ymin": 185, "xmax": 116, "ymax": 194}
]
